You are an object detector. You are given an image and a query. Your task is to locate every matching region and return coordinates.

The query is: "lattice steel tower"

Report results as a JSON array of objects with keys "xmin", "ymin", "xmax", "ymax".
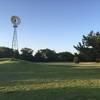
[{"xmin": 11, "ymin": 16, "xmax": 21, "ymax": 51}]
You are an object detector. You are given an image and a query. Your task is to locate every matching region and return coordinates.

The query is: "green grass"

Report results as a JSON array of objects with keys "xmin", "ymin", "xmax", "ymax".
[{"xmin": 0, "ymin": 60, "xmax": 100, "ymax": 100}]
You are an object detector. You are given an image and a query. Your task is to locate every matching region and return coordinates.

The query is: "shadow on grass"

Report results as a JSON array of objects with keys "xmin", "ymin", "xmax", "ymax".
[{"xmin": 0, "ymin": 87, "xmax": 100, "ymax": 100}]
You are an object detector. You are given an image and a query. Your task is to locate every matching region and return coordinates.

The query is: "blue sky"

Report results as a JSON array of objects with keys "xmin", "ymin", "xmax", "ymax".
[{"xmin": 0, "ymin": 0, "xmax": 100, "ymax": 53}]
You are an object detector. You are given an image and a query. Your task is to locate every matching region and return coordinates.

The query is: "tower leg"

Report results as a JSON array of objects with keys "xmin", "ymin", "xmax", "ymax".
[{"xmin": 12, "ymin": 27, "xmax": 18, "ymax": 59}]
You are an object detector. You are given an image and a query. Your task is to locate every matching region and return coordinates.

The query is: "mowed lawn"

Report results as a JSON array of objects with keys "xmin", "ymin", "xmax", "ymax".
[{"xmin": 0, "ymin": 61, "xmax": 100, "ymax": 100}]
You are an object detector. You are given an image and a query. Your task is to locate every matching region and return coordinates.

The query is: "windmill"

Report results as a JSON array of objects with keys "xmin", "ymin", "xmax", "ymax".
[{"xmin": 11, "ymin": 16, "xmax": 21, "ymax": 57}]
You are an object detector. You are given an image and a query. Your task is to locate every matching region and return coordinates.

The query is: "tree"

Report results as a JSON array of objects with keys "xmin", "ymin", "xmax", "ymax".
[
  {"xmin": 34, "ymin": 48, "xmax": 57, "ymax": 62},
  {"xmin": 74, "ymin": 31, "xmax": 100, "ymax": 61},
  {"xmin": 0, "ymin": 47, "xmax": 13, "ymax": 58},
  {"xmin": 20, "ymin": 48, "xmax": 34, "ymax": 61},
  {"xmin": 57, "ymin": 51, "xmax": 74, "ymax": 62},
  {"xmin": 13, "ymin": 50, "xmax": 20, "ymax": 59},
  {"xmin": 34, "ymin": 50, "xmax": 43, "ymax": 62}
]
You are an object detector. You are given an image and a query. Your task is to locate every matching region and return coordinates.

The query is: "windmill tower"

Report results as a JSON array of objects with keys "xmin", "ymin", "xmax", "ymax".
[
  {"xmin": 11, "ymin": 16, "xmax": 21, "ymax": 51},
  {"xmin": 11, "ymin": 16, "xmax": 21, "ymax": 57}
]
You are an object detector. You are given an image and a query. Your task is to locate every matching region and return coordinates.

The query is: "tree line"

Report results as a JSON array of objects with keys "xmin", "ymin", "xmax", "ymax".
[
  {"xmin": 1, "ymin": 30, "xmax": 100, "ymax": 62},
  {"xmin": 0, "ymin": 47, "xmax": 74, "ymax": 62}
]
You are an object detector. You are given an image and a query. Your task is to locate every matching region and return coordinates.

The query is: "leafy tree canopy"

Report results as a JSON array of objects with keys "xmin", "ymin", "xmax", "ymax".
[{"xmin": 74, "ymin": 31, "xmax": 100, "ymax": 61}]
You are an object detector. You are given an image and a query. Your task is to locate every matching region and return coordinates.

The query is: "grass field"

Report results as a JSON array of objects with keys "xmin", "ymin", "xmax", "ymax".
[{"xmin": 0, "ymin": 60, "xmax": 100, "ymax": 100}]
